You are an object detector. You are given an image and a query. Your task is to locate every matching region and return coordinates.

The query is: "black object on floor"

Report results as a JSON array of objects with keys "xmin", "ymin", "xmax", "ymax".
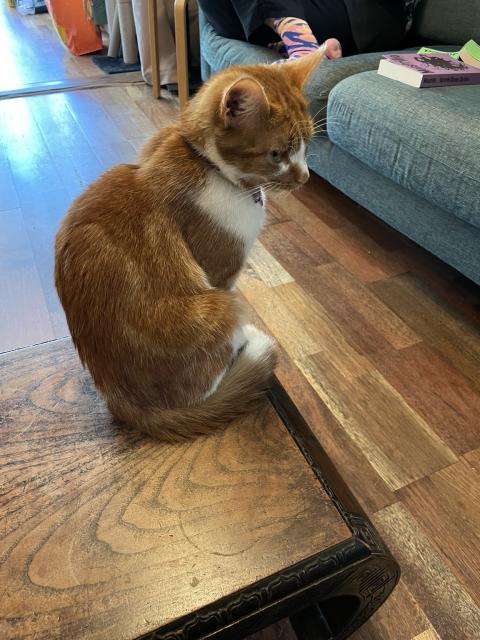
[
  {"xmin": 166, "ymin": 68, "xmax": 202, "ymax": 97},
  {"xmin": 91, "ymin": 55, "xmax": 140, "ymax": 74}
]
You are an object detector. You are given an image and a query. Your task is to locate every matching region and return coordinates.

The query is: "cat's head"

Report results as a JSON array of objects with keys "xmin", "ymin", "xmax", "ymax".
[{"xmin": 183, "ymin": 49, "xmax": 324, "ymax": 190}]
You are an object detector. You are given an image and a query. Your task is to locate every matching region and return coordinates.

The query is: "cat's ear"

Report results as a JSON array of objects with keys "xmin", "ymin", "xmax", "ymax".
[
  {"xmin": 279, "ymin": 47, "xmax": 325, "ymax": 88},
  {"xmin": 220, "ymin": 77, "xmax": 269, "ymax": 128}
]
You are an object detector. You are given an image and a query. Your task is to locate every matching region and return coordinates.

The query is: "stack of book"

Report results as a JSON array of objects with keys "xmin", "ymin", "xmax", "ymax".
[{"xmin": 378, "ymin": 39, "xmax": 480, "ymax": 88}]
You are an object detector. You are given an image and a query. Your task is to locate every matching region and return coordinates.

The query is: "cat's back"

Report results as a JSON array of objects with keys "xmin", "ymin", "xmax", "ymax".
[{"xmin": 55, "ymin": 128, "xmax": 205, "ymax": 310}]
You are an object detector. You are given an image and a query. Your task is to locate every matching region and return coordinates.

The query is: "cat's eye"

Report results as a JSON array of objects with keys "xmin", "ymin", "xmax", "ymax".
[{"xmin": 270, "ymin": 149, "xmax": 282, "ymax": 162}]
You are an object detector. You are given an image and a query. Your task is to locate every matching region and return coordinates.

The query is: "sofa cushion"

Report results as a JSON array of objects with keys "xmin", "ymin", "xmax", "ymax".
[
  {"xmin": 412, "ymin": 0, "xmax": 480, "ymax": 45},
  {"xmin": 327, "ymin": 71, "xmax": 480, "ymax": 229}
]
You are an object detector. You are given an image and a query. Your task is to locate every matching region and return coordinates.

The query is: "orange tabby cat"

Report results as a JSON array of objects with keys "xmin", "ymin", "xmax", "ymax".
[{"xmin": 55, "ymin": 49, "xmax": 323, "ymax": 441}]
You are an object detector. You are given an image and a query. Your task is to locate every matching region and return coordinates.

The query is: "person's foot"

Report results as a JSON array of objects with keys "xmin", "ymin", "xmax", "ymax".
[
  {"xmin": 272, "ymin": 39, "xmax": 342, "ymax": 64},
  {"xmin": 323, "ymin": 37, "xmax": 342, "ymax": 59}
]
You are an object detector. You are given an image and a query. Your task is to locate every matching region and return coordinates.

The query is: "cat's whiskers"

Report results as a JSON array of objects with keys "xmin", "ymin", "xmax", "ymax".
[
  {"xmin": 235, "ymin": 181, "xmax": 277, "ymax": 204},
  {"xmin": 311, "ymin": 104, "xmax": 327, "ymax": 121}
]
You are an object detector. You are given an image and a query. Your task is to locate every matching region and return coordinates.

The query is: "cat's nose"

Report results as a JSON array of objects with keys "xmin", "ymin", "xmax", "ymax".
[{"xmin": 293, "ymin": 164, "xmax": 309, "ymax": 185}]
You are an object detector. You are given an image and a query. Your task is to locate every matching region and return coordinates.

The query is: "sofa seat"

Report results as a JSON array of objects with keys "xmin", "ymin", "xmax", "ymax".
[{"xmin": 327, "ymin": 71, "xmax": 480, "ymax": 229}]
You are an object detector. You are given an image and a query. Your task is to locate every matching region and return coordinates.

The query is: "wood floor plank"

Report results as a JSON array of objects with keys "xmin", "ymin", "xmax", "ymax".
[
  {"xmin": 26, "ymin": 93, "xmax": 90, "ymax": 197},
  {"xmin": 246, "ymin": 241, "xmax": 294, "ymax": 287},
  {"xmin": 298, "ymin": 354, "xmax": 457, "ymax": 490},
  {"xmin": 0, "ymin": 98, "xmax": 64, "ymax": 202},
  {"xmin": 241, "ymin": 279, "xmax": 373, "ymax": 376},
  {"xmin": 316, "ymin": 263, "xmax": 419, "ymax": 349},
  {"xmin": 289, "ymin": 176, "xmax": 409, "ymax": 279},
  {"xmin": 0, "ymin": 209, "xmax": 54, "ymax": 352},
  {"xmin": 265, "ymin": 197, "xmax": 292, "ymax": 225},
  {"xmin": 268, "ymin": 191, "xmax": 325, "ymax": 228},
  {"xmin": 398, "ymin": 458, "xmax": 480, "ymax": 606},
  {"xmin": 30, "ymin": 92, "xmax": 91, "ymax": 152},
  {"xmin": 301, "ymin": 262, "xmax": 419, "ymax": 354},
  {"xmin": 64, "ymin": 91, "xmax": 126, "ymax": 147},
  {"xmin": 351, "ymin": 578, "xmax": 431, "ymax": 640},
  {"xmin": 20, "ymin": 189, "xmax": 70, "ymax": 338},
  {"xmin": 371, "ymin": 274, "xmax": 480, "ymax": 394},
  {"xmin": 129, "ymin": 87, "xmax": 177, "ymax": 130},
  {"xmin": 464, "ymin": 447, "xmax": 480, "ymax": 471},
  {"xmin": 237, "ymin": 293, "xmax": 395, "ymax": 514},
  {"xmin": 301, "ymin": 214, "xmax": 390, "ymax": 283},
  {"xmin": 413, "ymin": 629, "xmax": 442, "ymax": 640},
  {"xmin": 275, "ymin": 355, "xmax": 396, "ymax": 513},
  {"xmin": 238, "ymin": 275, "xmax": 323, "ymax": 359},
  {"xmin": 98, "ymin": 92, "xmax": 158, "ymax": 141},
  {"xmin": 408, "ymin": 253, "xmax": 480, "ymax": 328},
  {"xmin": 90, "ymin": 140, "xmax": 138, "ymax": 170},
  {"xmin": 370, "ymin": 343, "xmax": 480, "ymax": 454},
  {"xmin": 292, "ymin": 170, "xmax": 351, "ymax": 229},
  {"xmin": 260, "ymin": 220, "xmax": 332, "ymax": 280},
  {"xmin": 127, "ymin": 136, "xmax": 152, "ymax": 154},
  {"xmin": 0, "ymin": 159, "xmax": 19, "ymax": 211},
  {"xmin": 374, "ymin": 503, "xmax": 480, "ymax": 640},
  {"xmin": 275, "ymin": 282, "xmax": 373, "ymax": 378}
]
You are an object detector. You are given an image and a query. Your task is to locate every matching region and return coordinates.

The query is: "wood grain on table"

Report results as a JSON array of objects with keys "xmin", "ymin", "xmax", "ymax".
[{"xmin": 0, "ymin": 339, "xmax": 349, "ymax": 640}]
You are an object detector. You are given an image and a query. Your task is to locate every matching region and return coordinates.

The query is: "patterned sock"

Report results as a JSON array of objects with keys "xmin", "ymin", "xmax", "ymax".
[{"xmin": 268, "ymin": 17, "xmax": 319, "ymax": 59}]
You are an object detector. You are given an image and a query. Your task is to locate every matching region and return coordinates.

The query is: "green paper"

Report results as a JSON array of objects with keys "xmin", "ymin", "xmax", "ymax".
[
  {"xmin": 462, "ymin": 39, "xmax": 480, "ymax": 62},
  {"xmin": 417, "ymin": 47, "xmax": 460, "ymax": 59}
]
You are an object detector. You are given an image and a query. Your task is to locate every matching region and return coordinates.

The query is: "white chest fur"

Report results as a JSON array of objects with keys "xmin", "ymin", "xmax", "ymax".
[{"xmin": 196, "ymin": 170, "xmax": 265, "ymax": 255}]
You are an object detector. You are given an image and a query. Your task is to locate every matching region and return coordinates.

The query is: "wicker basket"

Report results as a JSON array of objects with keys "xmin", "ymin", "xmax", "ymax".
[{"xmin": 6, "ymin": 0, "xmax": 16, "ymax": 8}]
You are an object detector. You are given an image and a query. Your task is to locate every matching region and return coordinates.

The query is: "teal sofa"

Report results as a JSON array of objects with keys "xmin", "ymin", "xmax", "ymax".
[{"xmin": 199, "ymin": 0, "xmax": 480, "ymax": 284}]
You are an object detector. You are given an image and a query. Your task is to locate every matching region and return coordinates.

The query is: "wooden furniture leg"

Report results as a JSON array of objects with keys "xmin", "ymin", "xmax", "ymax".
[
  {"xmin": 174, "ymin": 0, "xmax": 190, "ymax": 110},
  {"xmin": 148, "ymin": 0, "xmax": 160, "ymax": 99}
]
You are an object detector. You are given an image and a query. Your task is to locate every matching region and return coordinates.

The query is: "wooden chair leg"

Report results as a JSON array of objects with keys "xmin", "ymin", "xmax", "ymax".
[
  {"xmin": 148, "ymin": 0, "xmax": 160, "ymax": 99},
  {"xmin": 174, "ymin": 0, "xmax": 190, "ymax": 110}
]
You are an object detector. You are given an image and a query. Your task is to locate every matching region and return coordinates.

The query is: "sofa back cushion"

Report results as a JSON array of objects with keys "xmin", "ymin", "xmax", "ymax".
[{"xmin": 412, "ymin": 0, "xmax": 480, "ymax": 44}]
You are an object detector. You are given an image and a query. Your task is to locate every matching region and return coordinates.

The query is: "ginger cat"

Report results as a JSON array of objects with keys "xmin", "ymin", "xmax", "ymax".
[{"xmin": 55, "ymin": 49, "xmax": 323, "ymax": 441}]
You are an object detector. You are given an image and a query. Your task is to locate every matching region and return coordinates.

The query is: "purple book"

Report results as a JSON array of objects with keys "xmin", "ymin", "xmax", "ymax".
[{"xmin": 378, "ymin": 52, "xmax": 480, "ymax": 88}]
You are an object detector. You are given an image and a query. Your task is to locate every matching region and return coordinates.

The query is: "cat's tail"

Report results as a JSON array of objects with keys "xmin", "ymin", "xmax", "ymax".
[{"xmin": 113, "ymin": 327, "xmax": 277, "ymax": 442}]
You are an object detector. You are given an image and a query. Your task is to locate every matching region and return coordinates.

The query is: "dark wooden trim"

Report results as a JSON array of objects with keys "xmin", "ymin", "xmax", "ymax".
[{"xmin": 138, "ymin": 378, "xmax": 400, "ymax": 640}]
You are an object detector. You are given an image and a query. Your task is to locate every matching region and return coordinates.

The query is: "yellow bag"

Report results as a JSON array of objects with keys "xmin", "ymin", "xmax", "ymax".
[{"xmin": 46, "ymin": 0, "xmax": 102, "ymax": 55}]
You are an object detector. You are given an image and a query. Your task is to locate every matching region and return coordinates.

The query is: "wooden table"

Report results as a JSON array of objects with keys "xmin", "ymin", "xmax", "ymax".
[{"xmin": 0, "ymin": 340, "xmax": 399, "ymax": 640}]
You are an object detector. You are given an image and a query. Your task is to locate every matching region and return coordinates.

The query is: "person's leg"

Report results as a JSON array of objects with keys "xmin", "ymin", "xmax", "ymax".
[
  {"xmin": 197, "ymin": 0, "xmax": 245, "ymax": 40},
  {"xmin": 265, "ymin": 16, "xmax": 342, "ymax": 59}
]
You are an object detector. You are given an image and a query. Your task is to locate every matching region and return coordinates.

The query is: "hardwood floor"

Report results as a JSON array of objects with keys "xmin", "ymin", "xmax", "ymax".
[
  {"xmin": 0, "ymin": 86, "xmax": 177, "ymax": 352},
  {"xmin": 0, "ymin": 3, "xmax": 107, "ymax": 92},
  {"xmin": 0, "ymin": 22, "xmax": 479, "ymax": 638}
]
